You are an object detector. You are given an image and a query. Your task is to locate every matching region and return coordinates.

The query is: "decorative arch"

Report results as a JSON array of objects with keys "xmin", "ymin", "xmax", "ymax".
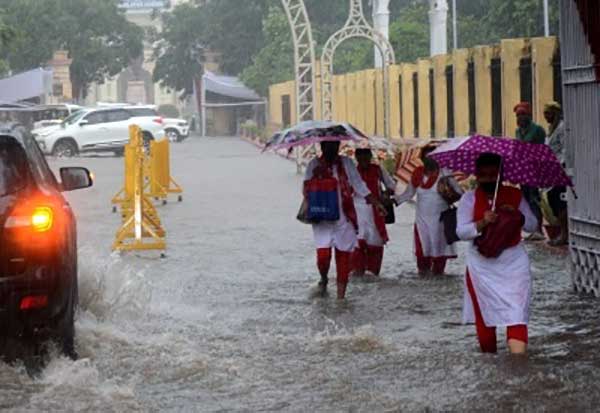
[
  {"xmin": 321, "ymin": 0, "xmax": 396, "ymax": 138},
  {"xmin": 281, "ymin": 0, "xmax": 317, "ymax": 123}
]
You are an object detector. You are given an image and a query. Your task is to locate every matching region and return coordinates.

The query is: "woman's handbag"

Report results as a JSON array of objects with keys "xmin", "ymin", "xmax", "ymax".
[
  {"xmin": 303, "ymin": 177, "xmax": 340, "ymax": 222},
  {"xmin": 296, "ymin": 199, "xmax": 312, "ymax": 224},
  {"xmin": 382, "ymin": 193, "xmax": 396, "ymax": 225},
  {"xmin": 438, "ymin": 176, "xmax": 462, "ymax": 205},
  {"xmin": 440, "ymin": 206, "xmax": 459, "ymax": 244},
  {"xmin": 475, "ymin": 209, "xmax": 525, "ymax": 258}
]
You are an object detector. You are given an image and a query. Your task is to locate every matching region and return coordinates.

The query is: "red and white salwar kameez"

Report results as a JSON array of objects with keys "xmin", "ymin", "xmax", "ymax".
[
  {"xmin": 353, "ymin": 164, "xmax": 396, "ymax": 275},
  {"xmin": 305, "ymin": 156, "xmax": 370, "ymax": 286},
  {"xmin": 457, "ymin": 186, "xmax": 538, "ymax": 352},
  {"xmin": 396, "ymin": 168, "xmax": 461, "ymax": 275}
]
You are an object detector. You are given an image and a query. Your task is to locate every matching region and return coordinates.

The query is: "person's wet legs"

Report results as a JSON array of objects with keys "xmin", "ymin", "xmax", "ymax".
[
  {"xmin": 432, "ymin": 258, "xmax": 448, "ymax": 276},
  {"xmin": 466, "ymin": 273, "xmax": 498, "ymax": 353},
  {"xmin": 317, "ymin": 248, "xmax": 332, "ymax": 295},
  {"xmin": 366, "ymin": 245, "xmax": 384, "ymax": 276},
  {"xmin": 507, "ymin": 325, "xmax": 528, "ymax": 355},
  {"xmin": 415, "ymin": 225, "xmax": 432, "ymax": 275},
  {"xmin": 352, "ymin": 240, "xmax": 368, "ymax": 277},
  {"xmin": 335, "ymin": 249, "xmax": 352, "ymax": 299}
]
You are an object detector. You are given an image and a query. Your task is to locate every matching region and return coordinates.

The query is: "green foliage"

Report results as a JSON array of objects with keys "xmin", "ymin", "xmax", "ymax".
[
  {"xmin": 158, "ymin": 104, "xmax": 180, "ymax": 118},
  {"xmin": 0, "ymin": 0, "xmax": 143, "ymax": 100},
  {"xmin": 152, "ymin": 2, "xmax": 205, "ymax": 96},
  {"xmin": 389, "ymin": 2, "xmax": 430, "ymax": 63},
  {"xmin": 154, "ymin": 0, "xmax": 561, "ymax": 99},
  {"xmin": 240, "ymin": 6, "xmax": 293, "ymax": 97}
]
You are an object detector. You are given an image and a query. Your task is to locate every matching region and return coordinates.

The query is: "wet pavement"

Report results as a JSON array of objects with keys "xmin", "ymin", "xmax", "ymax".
[{"xmin": 1, "ymin": 137, "xmax": 599, "ymax": 412}]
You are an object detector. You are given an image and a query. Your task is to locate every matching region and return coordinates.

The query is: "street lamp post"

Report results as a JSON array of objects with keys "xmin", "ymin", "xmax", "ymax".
[
  {"xmin": 452, "ymin": 0, "xmax": 457, "ymax": 50},
  {"xmin": 543, "ymin": 0, "xmax": 550, "ymax": 36}
]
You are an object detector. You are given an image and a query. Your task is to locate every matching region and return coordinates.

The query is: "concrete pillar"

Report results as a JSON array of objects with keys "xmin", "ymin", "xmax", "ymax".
[
  {"xmin": 417, "ymin": 59, "xmax": 432, "ymax": 138},
  {"xmin": 429, "ymin": 0, "xmax": 448, "ymax": 57},
  {"xmin": 399, "ymin": 64, "xmax": 417, "ymax": 139},
  {"xmin": 501, "ymin": 38, "xmax": 528, "ymax": 137},
  {"xmin": 453, "ymin": 48, "xmax": 470, "ymax": 137},
  {"xmin": 372, "ymin": 0, "xmax": 390, "ymax": 68},
  {"xmin": 433, "ymin": 54, "xmax": 448, "ymax": 139},
  {"xmin": 531, "ymin": 37, "xmax": 558, "ymax": 128}
]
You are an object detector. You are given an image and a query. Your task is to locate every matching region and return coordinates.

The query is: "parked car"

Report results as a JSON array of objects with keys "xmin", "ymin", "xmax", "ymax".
[
  {"xmin": 32, "ymin": 104, "xmax": 83, "ymax": 130},
  {"xmin": 0, "ymin": 123, "xmax": 93, "ymax": 360},
  {"xmin": 32, "ymin": 106, "xmax": 165, "ymax": 157},
  {"xmin": 164, "ymin": 117, "xmax": 190, "ymax": 142}
]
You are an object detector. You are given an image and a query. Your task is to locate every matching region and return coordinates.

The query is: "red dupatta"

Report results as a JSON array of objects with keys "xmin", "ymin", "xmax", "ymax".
[
  {"xmin": 357, "ymin": 164, "xmax": 388, "ymax": 243},
  {"xmin": 411, "ymin": 166, "xmax": 439, "ymax": 189}
]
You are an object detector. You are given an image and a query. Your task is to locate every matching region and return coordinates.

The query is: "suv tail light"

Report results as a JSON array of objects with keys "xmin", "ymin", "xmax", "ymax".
[
  {"xmin": 20, "ymin": 295, "xmax": 48, "ymax": 310},
  {"xmin": 6, "ymin": 205, "xmax": 54, "ymax": 233},
  {"xmin": 153, "ymin": 117, "xmax": 164, "ymax": 125}
]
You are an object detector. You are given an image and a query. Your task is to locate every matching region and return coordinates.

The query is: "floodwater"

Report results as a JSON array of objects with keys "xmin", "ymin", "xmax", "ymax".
[{"xmin": 1, "ymin": 137, "xmax": 599, "ymax": 412}]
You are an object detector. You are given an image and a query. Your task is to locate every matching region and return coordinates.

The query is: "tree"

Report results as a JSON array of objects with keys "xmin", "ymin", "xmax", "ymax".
[
  {"xmin": 240, "ymin": 6, "xmax": 293, "ymax": 97},
  {"xmin": 152, "ymin": 2, "xmax": 205, "ymax": 96},
  {"xmin": 0, "ymin": 0, "xmax": 144, "ymax": 100},
  {"xmin": 389, "ymin": 2, "xmax": 430, "ymax": 63}
]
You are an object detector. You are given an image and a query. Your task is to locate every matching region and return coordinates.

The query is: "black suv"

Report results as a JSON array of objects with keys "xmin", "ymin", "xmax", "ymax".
[{"xmin": 0, "ymin": 124, "xmax": 92, "ymax": 360}]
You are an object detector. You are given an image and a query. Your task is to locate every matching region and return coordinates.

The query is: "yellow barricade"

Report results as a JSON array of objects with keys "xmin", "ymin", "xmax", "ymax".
[
  {"xmin": 113, "ymin": 125, "xmax": 166, "ymax": 252},
  {"xmin": 147, "ymin": 138, "xmax": 183, "ymax": 202}
]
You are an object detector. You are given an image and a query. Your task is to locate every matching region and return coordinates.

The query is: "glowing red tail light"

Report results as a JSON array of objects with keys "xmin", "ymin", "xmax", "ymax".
[
  {"xmin": 153, "ymin": 117, "xmax": 164, "ymax": 125},
  {"xmin": 5, "ymin": 205, "xmax": 54, "ymax": 232},
  {"xmin": 20, "ymin": 295, "xmax": 48, "ymax": 310}
]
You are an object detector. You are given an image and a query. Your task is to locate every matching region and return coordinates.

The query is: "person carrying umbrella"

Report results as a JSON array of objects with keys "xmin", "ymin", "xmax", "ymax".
[
  {"xmin": 395, "ymin": 145, "xmax": 462, "ymax": 276},
  {"xmin": 515, "ymin": 102, "xmax": 546, "ymax": 240},
  {"xmin": 430, "ymin": 135, "xmax": 573, "ymax": 355},
  {"xmin": 304, "ymin": 140, "xmax": 386, "ymax": 299},
  {"xmin": 544, "ymin": 101, "xmax": 569, "ymax": 246},
  {"xmin": 352, "ymin": 146, "xmax": 397, "ymax": 277}
]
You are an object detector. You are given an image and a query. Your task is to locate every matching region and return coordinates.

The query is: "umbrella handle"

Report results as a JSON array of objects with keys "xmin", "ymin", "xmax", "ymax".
[{"xmin": 491, "ymin": 159, "xmax": 502, "ymax": 211}]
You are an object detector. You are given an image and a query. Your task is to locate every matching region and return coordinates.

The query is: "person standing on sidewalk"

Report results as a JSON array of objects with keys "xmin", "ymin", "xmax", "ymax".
[
  {"xmin": 457, "ymin": 153, "xmax": 538, "ymax": 355},
  {"xmin": 304, "ymin": 141, "xmax": 385, "ymax": 299},
  {"xmin": 352, "ymin": 147, "xmax": 396, "ymax": 277},
  {"xmin": 514, "ymin": 102, "xmax": 546, "ymax": 240},
  {"xmin": 544, "ymin": 101, "xmax": 569, "ymax": 246},
  {"xmin": 395, "ymin": 146, "xmax": 462, "ymax": 276}
]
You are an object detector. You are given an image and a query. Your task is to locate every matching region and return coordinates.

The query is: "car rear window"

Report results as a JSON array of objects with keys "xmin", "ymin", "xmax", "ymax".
[
  {"xmin": 127, "ymin": 108, "xmax": 158, "ymax": 117},
  {"xmin": 0, "ymin": 136, "xmax": 30, "ymax": 197}
]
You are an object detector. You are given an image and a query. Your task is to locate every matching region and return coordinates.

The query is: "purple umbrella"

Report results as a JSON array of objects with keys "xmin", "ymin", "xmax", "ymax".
[{"xmin": 429, "ymin": 135, "xmax": 573, "ymax": 188}]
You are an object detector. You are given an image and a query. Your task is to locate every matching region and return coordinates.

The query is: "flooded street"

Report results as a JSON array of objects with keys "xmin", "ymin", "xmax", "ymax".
[{"xmin": 1, "ymin": 137, "xmax": 599, "ymax": 412}]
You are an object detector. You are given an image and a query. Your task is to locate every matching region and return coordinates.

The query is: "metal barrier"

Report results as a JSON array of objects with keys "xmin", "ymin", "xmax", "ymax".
[
  {"xmin": 113, "ymin": 125, "xmax": 168, "ymax": 252},
  {"xmin": 147, "ymin": 138, "xmax": 183, "ymax": 202}
]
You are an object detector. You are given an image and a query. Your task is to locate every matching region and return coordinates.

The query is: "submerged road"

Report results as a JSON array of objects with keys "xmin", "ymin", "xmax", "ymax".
[{"xmin": 1, "ymin": 137, "xmax": 599, "ymax": 412}]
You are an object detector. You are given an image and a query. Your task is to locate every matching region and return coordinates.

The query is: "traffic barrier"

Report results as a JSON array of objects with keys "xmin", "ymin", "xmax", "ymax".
[
  {"xmin": 113, "ymin": 125, "xmax": 166, "ymax": 252},
  {"xmin": 147, "ymin": 138, "xmax": 183, "ymax": 202}
]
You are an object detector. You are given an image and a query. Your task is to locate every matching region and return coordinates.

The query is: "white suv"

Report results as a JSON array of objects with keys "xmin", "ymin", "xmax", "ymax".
[{"xmin": 33, "ymin": 107, "xmax": 165, "ymax": 157}]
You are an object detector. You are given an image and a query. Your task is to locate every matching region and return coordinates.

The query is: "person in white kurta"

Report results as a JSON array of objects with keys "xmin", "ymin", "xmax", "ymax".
[
  {"xmin": 396, "ymin": 147, "xmax": 462, "ymax": 275},
  {"xmin": 456, "ymin": 153, "xmax": 538, "ymax": 355},
  {"xmin": 304, "ymin": 141, "xmax": 377, "ymax": 299},
  {"xmin": 352, "ymin": 148, "xmax": 397, "ymax": 276}
]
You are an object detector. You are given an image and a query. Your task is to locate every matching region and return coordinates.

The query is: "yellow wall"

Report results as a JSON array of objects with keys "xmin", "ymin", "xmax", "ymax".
[
  {"xmin": 501, "ymin": 38, "xmax": 527, "ymax": 136},
  {"xmin": 532, "ymin": 37, "xmax": 558, "ymax": 130},
  {"xmin": 453, "ymin": 48, "xmax": 470, "ymax": 137},
  {"xmin": 417, "ymin": 59, "xmax": 432, "ymax": 138},
  {"xmin": 399, "ymin": 64, "xmax": 417, "ymax": 139},
  {"xmin": 268, "ymin": 37, "xmax": 559, "ymax": 140},
  {"xmin": 472, "ymin": 45, "xmax": 496, "ymax": 136},
  {"xmin": 433, "ymin": 54, "xmax": 448, "ymax": 138}
]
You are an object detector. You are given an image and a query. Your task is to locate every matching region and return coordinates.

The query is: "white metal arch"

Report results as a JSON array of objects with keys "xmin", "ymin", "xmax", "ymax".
[
  {"xmin": 281, "ymin": 0, "xmax": 317, "ymax": 123},
  {"xmin": 321, "ymin": 0, "xmax": 396, "ymax": 138}
]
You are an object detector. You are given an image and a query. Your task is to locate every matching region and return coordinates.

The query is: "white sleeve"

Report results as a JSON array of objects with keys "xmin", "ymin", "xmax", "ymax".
[
  {"xmin": 394, "ymin": 183, "xmax": 416, "ymax": 205},
  {"xmin": 304, "ymin": 159, "xmax": 317, "ymax": 181},
  {"xmin": 380, "ymin": 166, "xmax": 397, "ymax": 191},
  {"xmin": 442, "ymin": 168, "xmax": 464, "ymax": 195},
  {"xmin": 456, "ymin": 191, "xmax": 480, "ymax": 241},
  {"xmin": 344, "ymin": 157, "xmax": 370, "ymax": 198},
  {"xmin": 519, "ymin": 196, "xmax": 539, "ymax": 233}
]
